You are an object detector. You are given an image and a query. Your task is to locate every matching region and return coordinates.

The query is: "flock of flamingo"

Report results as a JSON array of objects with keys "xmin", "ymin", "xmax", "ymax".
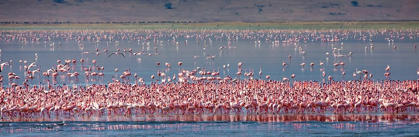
[{"xmin": 0, "ymin": 29, "xmax": 418, "ymax": 120}]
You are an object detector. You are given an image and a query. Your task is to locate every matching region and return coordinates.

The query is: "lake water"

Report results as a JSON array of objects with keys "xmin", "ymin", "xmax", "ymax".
[
  {"xmin": 1, "ymin": 29, "xmax": 419, "ymax": 136},
  {"xmin": 1, "ymin": 114, "xmax": 419, "ymax": 136},
  {"xmin": 1, "ymin": 29, "xmax": 418, "ymax": 86}
]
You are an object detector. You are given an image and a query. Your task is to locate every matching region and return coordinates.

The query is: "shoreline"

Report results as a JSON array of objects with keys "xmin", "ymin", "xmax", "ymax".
[
  {"xmin": 1, "ymin": 21, "xmax": 419, "ymax": 30},
  {"xmin": 1, "ymin": 113, "xmax": 418, "ymax": 122}
]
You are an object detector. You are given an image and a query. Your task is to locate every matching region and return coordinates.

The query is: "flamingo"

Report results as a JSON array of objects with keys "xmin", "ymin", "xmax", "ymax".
[
  {"xmin": 206, "ymin": 55, "xmax": 215, "ymax": 60},
  {"xmin": 385, "ymin": 65, "xmax": 390, "ymax": 71},
  {"xmin": 0, "ymin": 62, "xmax": 10, "ymax": 72},
  {"xmin": 108, "ymin": 52, "xmax": 125, "ymax": 58}
]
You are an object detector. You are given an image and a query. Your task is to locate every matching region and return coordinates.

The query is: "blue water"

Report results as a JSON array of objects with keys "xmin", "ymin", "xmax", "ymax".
[
  {"xmin": 0, "ymin": 30, "xmax": 418, "ymax": 86},
  {"xmin": 1, "ymin": 114, "xmax": 419, "ymax": 136}
]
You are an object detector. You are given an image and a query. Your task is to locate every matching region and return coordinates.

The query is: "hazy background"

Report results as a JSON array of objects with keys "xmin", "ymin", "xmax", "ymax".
[{"xmin": 0, "ymin": 0, "xmax": 418, "ymax": 23}]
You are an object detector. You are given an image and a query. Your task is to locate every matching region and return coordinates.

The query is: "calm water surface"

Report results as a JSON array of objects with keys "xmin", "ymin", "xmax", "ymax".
[
  {"xmin": 2, "ymin": 114, "xmax": 419, "ymax": 136},
  {"xmin": 1, "ymin": 30, "xmax": 418, "ymax": 86}
]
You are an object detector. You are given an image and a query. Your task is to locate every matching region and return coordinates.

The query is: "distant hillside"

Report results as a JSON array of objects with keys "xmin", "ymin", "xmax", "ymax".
[{"xmin": 0, "ymin": 0, "xmax": 418, "ymax": 23}]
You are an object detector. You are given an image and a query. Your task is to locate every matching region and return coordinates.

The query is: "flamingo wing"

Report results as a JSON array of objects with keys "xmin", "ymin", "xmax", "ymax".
[{"xmin": 108, "ymin": 53, "xmax": 115, "ymax": 58}]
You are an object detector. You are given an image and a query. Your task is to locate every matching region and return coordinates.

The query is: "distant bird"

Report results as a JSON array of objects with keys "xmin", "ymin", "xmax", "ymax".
[
  {"xmin": 129, "ymin": 50, "xmax": 144, "ymax": 55},
  {"xmin": 328, "ymin": 76, "xmax": 333, "ymax": 81},
  {"xmin": 57, "ymin": 121, "xmax": 66, "ymax": 126},
  {"xmin": 385, "ymin": 65, "xmax": 390, "ymax": 71},
  {"xmin": 26, "ymin": 62, "xmax": 37, "ymax": 71},
  {"xmin": 355, "ymin": 68, "xmax": 362, "ymax": 75},
  {"xmin": 165, "ymin": 63, "xmax": 171, "ymax": 68},
  {"xmin": 206, "ymin": 55, "xmax": 215, "ymax": 60},
  {"xmin": 238, "ymin": 62, "xmax": 243, "ymax": 67},
  {"xmin": 283, "ymin": 77, "xmax": 289, "ymax": 82},
  {"xmin": 319, "ymin": 61, "xmax": 324, "ymax": 67},
  {"xmin": 0, "ymin": 62, "xmax": 10, "ymax": 72},
  {"xmin": 282, "ymin": 61, "xmax": 287, "ymax": 67},
  {"xmin": 108, "ymin": 52, "xmax": 125, "ymax": 58}
]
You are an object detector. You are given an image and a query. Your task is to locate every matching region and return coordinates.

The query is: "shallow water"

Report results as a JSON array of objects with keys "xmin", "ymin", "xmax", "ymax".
[
  {"xmin": 1, "ymin": 114, "xmax": 419, "ymax": 136},
  {"xmin": 0, "ymin": 30, "xmax": 418, "ymax": 86}
]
